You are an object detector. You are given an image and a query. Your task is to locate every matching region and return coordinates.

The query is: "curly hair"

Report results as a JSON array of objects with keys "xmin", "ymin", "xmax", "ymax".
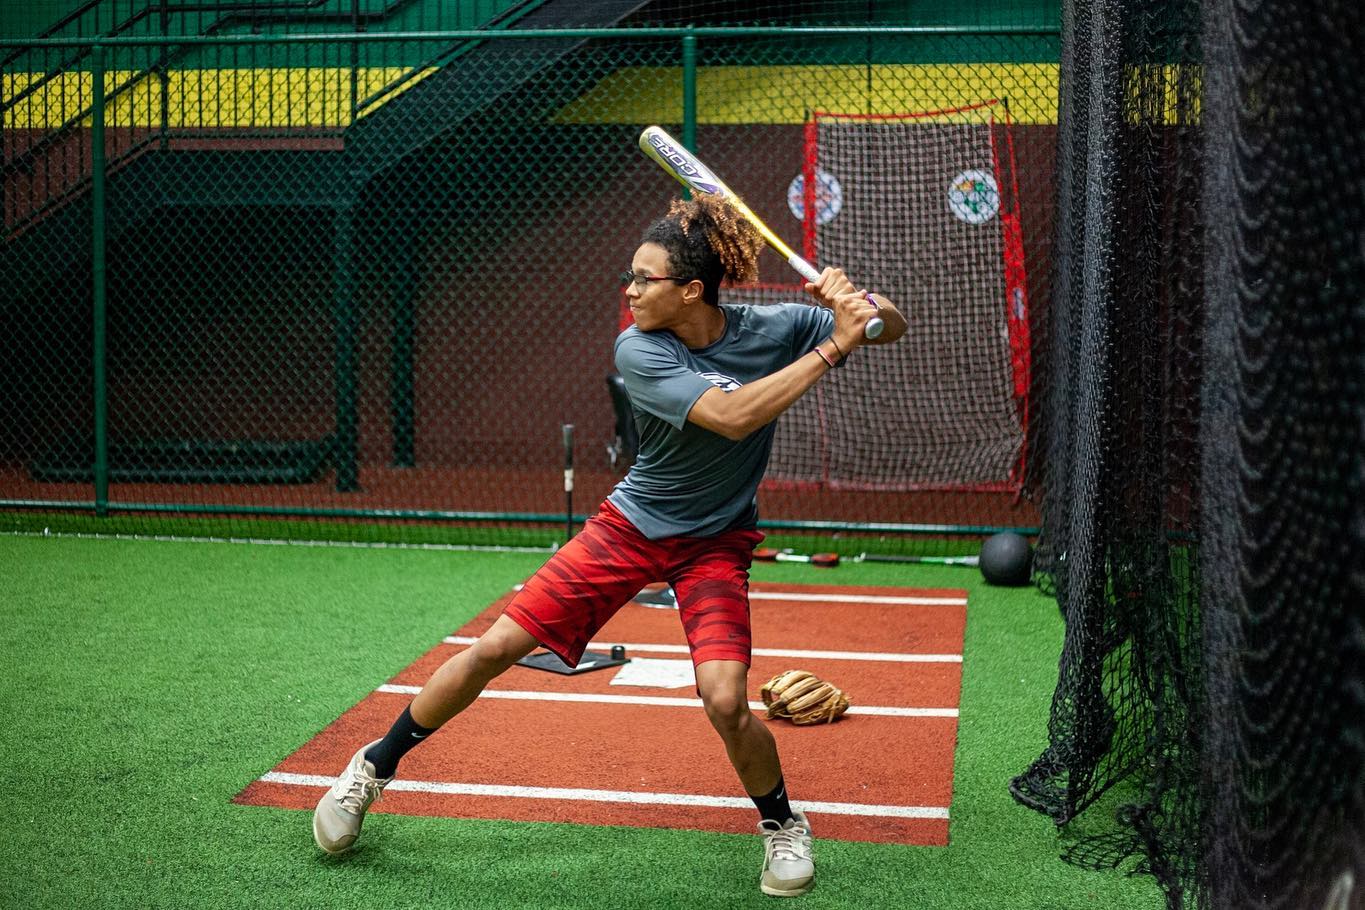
[{"xmin": 640, "ymin": 195, "xmax": 762, "ymax": 305}]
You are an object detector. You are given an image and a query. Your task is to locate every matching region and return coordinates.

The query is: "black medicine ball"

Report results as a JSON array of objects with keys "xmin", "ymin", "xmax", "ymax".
[{"xmin": 979, "ymin": 532, "xmax": 1033, "ymax": 586}]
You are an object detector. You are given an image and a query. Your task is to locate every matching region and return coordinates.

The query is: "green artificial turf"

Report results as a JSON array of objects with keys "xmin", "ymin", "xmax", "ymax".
[{"xmin": 0, "ymin": 533, "xmax": 1160, "ymax": 909}]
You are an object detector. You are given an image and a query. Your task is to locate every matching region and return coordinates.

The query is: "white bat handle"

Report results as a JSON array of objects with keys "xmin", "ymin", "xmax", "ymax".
[
  {"xmin": 788, "ymin": 254, "xmax": 821, "ymax": 283},
  {"xmin": 789, "ymin": 255, "xmax": 885, "ymax": 340}
]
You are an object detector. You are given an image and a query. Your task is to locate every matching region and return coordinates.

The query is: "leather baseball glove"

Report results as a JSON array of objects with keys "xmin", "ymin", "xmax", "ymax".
[{"xmin": 760, "ymin": 669, "xmax": 850, "ymax": 725}]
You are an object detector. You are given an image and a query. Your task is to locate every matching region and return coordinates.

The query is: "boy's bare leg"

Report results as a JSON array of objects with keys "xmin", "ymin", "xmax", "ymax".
[
  {"xmin": 410, "ymin": 615, "xmax": 541, "ymax": 727},
  {"xmin": 312, "ymin": 615, "xmax": 539, "ymax": 853},
  {"xmin": 695, "ymin": 659, "xmax": 815, "ymax": 898},
  {"xmin": 694, "ymin": 659, "xmax": 783, "ymax": 796}
]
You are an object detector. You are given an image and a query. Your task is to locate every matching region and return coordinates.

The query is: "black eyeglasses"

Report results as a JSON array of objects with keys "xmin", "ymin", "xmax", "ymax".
[{"xmin": 620, "ymin": 269, "xmax": 691, "ymax": 289}]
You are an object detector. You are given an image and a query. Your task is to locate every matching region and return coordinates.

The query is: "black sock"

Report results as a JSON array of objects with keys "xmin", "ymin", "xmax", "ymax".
[
  {"xmin": 364, "ymin": 705, "xmax": 437, "ymax": 779},
  {"xmin": 751, "ymin": 777, "xmax": 794, "ymax": 825}
]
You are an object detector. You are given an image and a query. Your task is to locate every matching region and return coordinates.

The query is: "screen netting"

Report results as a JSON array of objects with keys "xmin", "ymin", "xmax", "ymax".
[{"xmin": 802, "ymin": 104, "xmax": 1028, "ymax": 491}]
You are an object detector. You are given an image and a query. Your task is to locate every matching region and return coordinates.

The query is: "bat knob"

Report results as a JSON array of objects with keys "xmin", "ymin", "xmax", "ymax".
[{"xmin": 864, "ymin": 317, "xmax": 885, "ymax": 340}]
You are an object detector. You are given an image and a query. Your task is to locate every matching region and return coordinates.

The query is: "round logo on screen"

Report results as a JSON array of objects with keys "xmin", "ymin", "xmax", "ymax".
[
  {"xmin": 948, "ymin": 170, "xmax": 1000, "ymax": 224},
  {"xmin": 699, "ymin": 371, "xmax": 742, "ymax": 392},
  {"xmin": 786, "ymin": 168, "xmax": 843, "ymax": 225}
]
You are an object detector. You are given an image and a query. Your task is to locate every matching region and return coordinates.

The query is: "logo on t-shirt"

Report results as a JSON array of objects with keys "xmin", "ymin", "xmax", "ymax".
[{"xmin": 699, "ymin": 371, "xmax": 742, "ymax": 392}]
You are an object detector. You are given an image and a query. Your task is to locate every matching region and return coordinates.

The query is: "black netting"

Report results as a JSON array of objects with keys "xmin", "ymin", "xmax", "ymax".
[
  {"xmin": 1008, "ymin": 0, "xmax": 1205, "ymax": 870},
  {"xmin": 1199, "ymin": 0, "xmax": 1365, "ymax": 907},
  {"xmin": 1011, "ymin": 0, "xmax": 1364, "ymax": 908}
]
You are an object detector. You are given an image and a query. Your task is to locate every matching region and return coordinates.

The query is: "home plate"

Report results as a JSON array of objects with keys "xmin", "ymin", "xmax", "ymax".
[{"xmin": 610, "ymin": 658, "xmax": 696, "ymax": 689}]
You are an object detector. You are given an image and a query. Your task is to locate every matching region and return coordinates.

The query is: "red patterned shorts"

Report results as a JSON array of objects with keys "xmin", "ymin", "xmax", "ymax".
[{"xmin": 503, "ymin": 500, "xmax": 763, "ymax": 669}]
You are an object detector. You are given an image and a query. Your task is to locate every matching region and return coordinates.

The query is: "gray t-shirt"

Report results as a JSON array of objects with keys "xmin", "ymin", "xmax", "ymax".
[{"xmin": 608, "ymin": 302, "xmax": 834, "ymax": 539}]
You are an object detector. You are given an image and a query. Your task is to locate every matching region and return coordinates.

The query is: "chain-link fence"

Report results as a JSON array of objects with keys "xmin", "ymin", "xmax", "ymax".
[{"xmin": 3, "ymin": 11, "xmax": 1060, "ymax": 551}]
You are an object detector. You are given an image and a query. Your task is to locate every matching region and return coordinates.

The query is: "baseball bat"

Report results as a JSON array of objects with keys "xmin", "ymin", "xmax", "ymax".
[
  {"xmin": 562, "ymin": 423, "xmax": 574, "ymax": 540},
  {"xmin": 756, "ymin": 547, "xmax": 979, "ymax": 568},
  {"xmin": 753, "ymin": 547, "xmax": 841, "ymax": 567},
  {"xmin": 857, "ymin": 552, "xmax": 979, "ymax": 567},
  {"xmin": 638, "ymin": 126, "xmax": 884, "ymax": 340}
]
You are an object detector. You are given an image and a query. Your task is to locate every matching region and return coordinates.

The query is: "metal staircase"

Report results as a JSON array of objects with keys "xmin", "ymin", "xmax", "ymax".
[
  {"xmin": 2, "ymin": 0, "xmax": 543, "ymax": 238},
  {"xmin": 2, "ymin": 0, "xmax": 649, "ymax": 491}
]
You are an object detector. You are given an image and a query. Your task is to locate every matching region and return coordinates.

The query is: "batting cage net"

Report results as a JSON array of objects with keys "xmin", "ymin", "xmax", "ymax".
[
  {"xmin": 1009, "ymin": 0, "xmax": 1364, "ymax": 908},
  {"xmin": 1, "ymin": 2, "xmax": 1061, "ymax": 552},
  {"xmin": 4, "ymin": 1, "xmax": 1363, "ymax": 907}
]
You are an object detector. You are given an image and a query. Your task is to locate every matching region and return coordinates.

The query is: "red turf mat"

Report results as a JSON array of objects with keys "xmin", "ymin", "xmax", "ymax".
[{"xmin": 235, "ymin": 581, "xmax": 967, "ymax": 846}]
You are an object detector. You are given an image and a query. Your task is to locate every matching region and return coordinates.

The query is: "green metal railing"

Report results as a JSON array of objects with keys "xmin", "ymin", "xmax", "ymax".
[{"xmin": 2, "ymin": 0, "xmax": 548, "ymax": 235}]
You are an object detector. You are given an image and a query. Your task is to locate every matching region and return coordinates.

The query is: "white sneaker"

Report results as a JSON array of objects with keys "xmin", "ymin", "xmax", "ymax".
[
  {"xmin": 312, "ymin": 740, "xmax": 391, "ymax": 854},
  {"xmin": 758, "ymin": 811, "xmax": 815, "ymax": 897}
]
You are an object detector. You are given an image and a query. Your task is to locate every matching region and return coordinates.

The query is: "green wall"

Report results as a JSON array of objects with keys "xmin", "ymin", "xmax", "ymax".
[
  {"xmin": 807, "ymin": 0, "xmax": 1058, "ymax": 28},
  {"xmin": 3, "ymin": 0, "xmax": 1060, "ymax": 42}
]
